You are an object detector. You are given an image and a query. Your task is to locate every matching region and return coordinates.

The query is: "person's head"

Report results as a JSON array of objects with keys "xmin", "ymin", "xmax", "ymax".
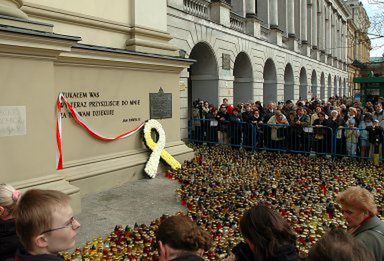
[
  {"xmin": 296, "ymin": 107, "xmax": 304, "ymax": 116},
  {"xmin": 267, "ymin": 102, "xmax": 275, "ymax": 110},
  {"xmin": 275, "ymin": 111, "xmax": 284, "ymax": 122},
  {"xmin": 203, "ymin": 101, "xmax": 209, "ymax": 108},
  {"xmin": 366, "ymin": 101, "xmax": 373, "ymax": 107},
  {"xmin": 253, "ymin": 109, "xmax": 260, "ymax": 116},
  {"xmin": 15, "ymin": 189, "xmax": 80, "ymax": 255},
  {"xmin": 0, "ymin": 184, "xmax": 20, "ymax": 220},
  {"xmin": 337, "ymin": 186, "xmax": 378, "ymax": 228},
  {"xmin": 156, "ymin": 215, "xmax": 212, "ymax": 261},
  {"xmin": 223, "ymin": 98, "xmax": 229, "ymax": 105},
  {"xmin": 307, "ymin": 229, "xmax": 374, "ymax": 261},
  {"xmin": 330, "ymin": 110, "xmax": 338, "ymax": 118},
  {"xmin": 348, "ymin": 107, "xmax": 357, "ymax": 117},
  {"xmin": 375, "ymin": 102, "xmax": 382, "ymax": 112},
  {"xmin": 220, "ymin": 105, "xmax": 227, "ymax": 113},
  {"xmin": 315, "ymin": 106, "xmax": 322, "ymax": 114},
  {"xmin": 240, "ymin": 205, "xmax": 296, "ymax": 260},
  {"xmin": 318, "ymin": 111, "xmax": 326, "ymax": 121},
  {"xmin": 245, "ymin": 104, "xmax": 251, "ymax": 112},
  {"xmin": 233, "ymin": 108, "xmax": 240, "ymax": 115}
]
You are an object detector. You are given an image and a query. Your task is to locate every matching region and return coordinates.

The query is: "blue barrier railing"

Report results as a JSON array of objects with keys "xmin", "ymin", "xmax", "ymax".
[{"xmin": 188, "ymin": 119, "xmax": 384, "ymax": 161}]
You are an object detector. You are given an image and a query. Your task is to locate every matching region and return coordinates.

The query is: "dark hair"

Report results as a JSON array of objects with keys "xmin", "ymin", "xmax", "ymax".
[
  {"xmin": 307, "ymin": 229, "xmax": 374, "ymax": 261},
  {"xmin": 156, "ymin": 215, "xmax": 212, "ymax": 253},
  {"xmin": 240, "ymin": 205, "xmax": 297, "ymax": 261},
  {"xmin": 318, "ymin": 111, "xmax": 326, "ymax": 117}
]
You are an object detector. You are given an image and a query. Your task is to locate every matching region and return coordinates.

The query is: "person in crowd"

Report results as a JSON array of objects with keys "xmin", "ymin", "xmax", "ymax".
[
  {"xmin": 345, "ymin": 118, "xmax": 360, "ymax": 157},
  {"xmin": 216, "ymin": 105, "xmax": 230, "ymax": 144},
  {"xmin": 281, "ymin": 100, "xmax": 294, "ymax": 118},
  {"xmin": 328, "ymin": 109, "xmax": 346, "ymax": 156},
  {"xmin": 156, "ymin": 215, "xmax": 212, "ymax": 261},
  {"xmin": 191, "ymin": 100, "xmax": 203, "ymax": 144},
  {"xmin": 373, "ymin": 102, "xmax": 384, "ymax": 127},
  {"xmin": 292, "ymin": 107, "xmax": 310, "ymax": 152},
  {"xmin": 227, "ymin": 205, "xmax": 299, "ymax": 261},
  {"xmin": 356, "ymin": 107, "xmax": 364, "ymax": 126},
  {"xmin": 205, "ymin": 107, "xmax": 218, "ymax": 145},
  {"xmin": 0, "ymin": 184, "xmax": 22, "ymax": 260},
  {"xmin": 263, "ymin": 102, "xmax": 276, "ymax": 123},
  {"xmin": 348, "ymin": 107, "xmax": 360, "ymax": 127},
  {"xmin": 267, "ymin": 111, "xmax": 288, "ymax": 150},
  {"xmin": 286, "ymin": 111, "xmax": 297, "ymax": 151},
  {"xmin": 14, "ymin": 189, "xmax": 81, "ymax": 260},
  {"xmin": 313, "ymin": 111, "xmax": 331, "ymax": 154},
  {"xmin": 228, "ymin": 108, "xmax": 243, "ymax": 149},
  {"xmin": 337, "ymin": 186, "xmax": 384, "ymax": 261},
  {"xmin": 310, "ymin": 106, "xmax": 327, "ymax": 126},
  {"xmin": 242, "ymin": 104, "xmax": 254, "ymax": 150},
  {"xmin": 254, "ymin": 101, "xmax": 263, "ymax": 116},
  {"xmin": 307, "ymin": 229, "xmax": 374, "ymax": 261},
  {"xmin": 366, "ymin": 119, "xmax": 384, "ymax": 159},
  {"xmin": 365, "ymin": 101, "xmax": 374, "ymax": 113},
  {"xmin": 251, "ymin": 109, "xmax": 264, "ymax": 149},
  {"xmin": 262, "ymin": 102, "xmax": 276, "ymax": 149},
  {"xmin": 339, "ymin": 104, "xmax": 349, "ymax": 122},
  {"xmin": 200, "ymin": 101, "xmax": 211, "ymax": 143},
  {"xmin": 222, "ymin": 98, "xmax": 233, "ymax": 115},
  {"xmin": 236, "ymin": 103, "xmax": 245, "ymax": 113},
  {"xmin": 358, "ymin": 114, "xmax": 373, "ymax": 158}
]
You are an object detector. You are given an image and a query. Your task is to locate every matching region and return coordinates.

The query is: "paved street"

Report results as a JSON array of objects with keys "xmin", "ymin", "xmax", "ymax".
[{"xmin": 74, "ymin": 174, "xmax": 185, "ymax": 248}]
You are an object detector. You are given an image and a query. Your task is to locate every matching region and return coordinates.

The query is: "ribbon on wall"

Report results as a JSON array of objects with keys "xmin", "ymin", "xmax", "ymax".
[{"xmin": 56, "ymin": 93, "xmax": 145, "ymax": 170}]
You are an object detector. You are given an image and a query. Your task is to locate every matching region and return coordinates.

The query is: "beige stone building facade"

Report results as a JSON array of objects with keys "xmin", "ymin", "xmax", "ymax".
[
  {"xmin": 167, "ymin": 0, "xmax": 351, "ymax": 138},
  {"xmin": 345, "ymin": 0, "xmax": 371, "ymax": 96},
  {"xmin": 0, "ymin": 0, "xmax": 194, "ymax": 213}
]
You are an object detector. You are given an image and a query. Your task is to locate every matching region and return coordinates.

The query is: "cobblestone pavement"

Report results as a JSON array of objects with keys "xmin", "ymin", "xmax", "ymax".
[{"xmin": 74, "ymin": 174, "xmax": 185, "ymax": 248}]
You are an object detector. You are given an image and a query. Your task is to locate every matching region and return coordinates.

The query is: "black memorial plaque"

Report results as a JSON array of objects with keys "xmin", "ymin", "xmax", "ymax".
[{"xmin": 149, "ymin": 87, "xmax": 172, "ymax": 119}]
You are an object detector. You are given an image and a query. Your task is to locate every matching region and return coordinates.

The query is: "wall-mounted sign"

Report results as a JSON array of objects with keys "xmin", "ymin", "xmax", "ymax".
[
  {"xmin": 149, "ymin": 87, "xmax": 172, "ymax": 119},
  {"xmin": 0, "ymin": 106, "xmax": 26, "ymax": 137}
]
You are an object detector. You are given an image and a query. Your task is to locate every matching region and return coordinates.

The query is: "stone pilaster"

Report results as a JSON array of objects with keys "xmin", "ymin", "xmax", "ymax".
[
  {"xmin": 325, "ymin": 4, "xmax": 331, "ymax": 55},
  {"xmin": 210, "ymin": 0, "xmax": 231, "ymax": 27},
  {"xmin": 287, "ymin": 0, "xmax": 295, "ymax": 37},
  {"xmin": 126, "ymin": 0, "xmax": 178, "ymax": 56},
  {"xmin": 311, "ymin": 0, "xmax": 318, "ymax": 48},
  {"xmin": 301, "ymin": 0, "xmax": 307, "ymax": 42},
  {"xmin": 269, "ymin": 0, "xmax": 278, "ymax": 28}
]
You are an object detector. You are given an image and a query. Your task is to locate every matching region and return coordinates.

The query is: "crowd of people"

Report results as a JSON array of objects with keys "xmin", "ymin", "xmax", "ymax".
[
  {"xmin": 191, "ymin": 97, "xmax": 384, "ymax": 158},
  {"xmin": 1, "ymin": 145, "xmax": 383, "ymax": 261}
]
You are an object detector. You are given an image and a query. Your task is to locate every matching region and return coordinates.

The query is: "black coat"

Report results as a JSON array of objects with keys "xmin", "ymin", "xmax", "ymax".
[
  {"xmin": 13, "ymin": 249, "xmax": 64, "ymax": 261},
  {"xmin": 0, "ymin": 219, "xmax": 21, "ymax": 261},
  {"xmin": 232, "ymin": 242, "xmax": 300, "ymax": 261}
]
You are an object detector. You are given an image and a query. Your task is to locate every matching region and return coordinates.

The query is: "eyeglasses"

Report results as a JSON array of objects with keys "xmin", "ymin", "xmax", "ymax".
[{"xmin": 41, "ymin": 217, "xmax": 78, "ymax": 234}]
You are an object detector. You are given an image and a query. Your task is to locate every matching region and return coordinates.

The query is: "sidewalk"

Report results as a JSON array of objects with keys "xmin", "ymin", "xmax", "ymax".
[{"xmin": 74, "ymin": 174, "xmax": 185, "ymax": 247}]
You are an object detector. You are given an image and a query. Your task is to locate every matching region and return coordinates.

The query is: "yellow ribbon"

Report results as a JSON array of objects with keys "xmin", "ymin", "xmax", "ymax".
[{"xmin": 143, "ymin": 120, "xmax": 181, "ymax": 178}]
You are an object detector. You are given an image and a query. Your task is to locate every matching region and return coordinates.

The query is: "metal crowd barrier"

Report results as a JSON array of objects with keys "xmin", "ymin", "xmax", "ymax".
[{"xmin": 188, "ymin": 119, "xmax": 384, "ymax": 161}]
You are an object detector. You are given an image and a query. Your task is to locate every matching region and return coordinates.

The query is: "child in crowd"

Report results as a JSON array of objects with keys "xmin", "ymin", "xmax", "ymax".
[
  {"xmin": 345, "ymin": 118, "xmax": 359, "ymax": 157},
  {"xmin": 14, "ymin": 189, "xmax": 80, "ymax": 261},
  {"xmin": 0, "ymin": 184, "xmax": 22, "ymax": 260}
]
